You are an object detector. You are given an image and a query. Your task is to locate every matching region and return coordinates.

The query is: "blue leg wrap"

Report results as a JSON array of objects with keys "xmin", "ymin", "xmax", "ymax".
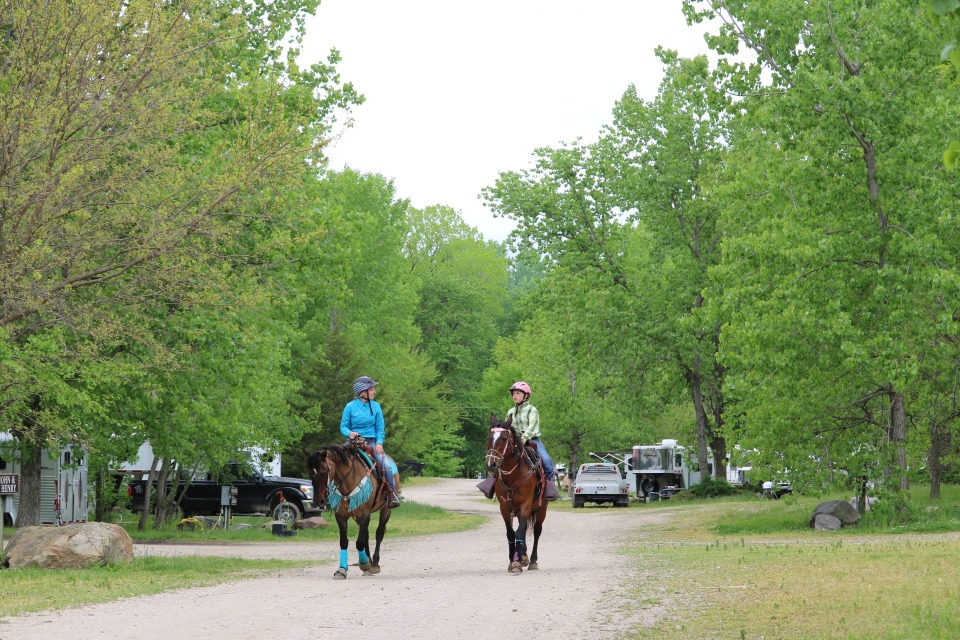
[
  {"xmin": 339, "ymin": 549, "xmax": 348, "ymax": 570},
  {"xmin": 358, "ymin": 550, "xmax": 369, "ymax": 565}
]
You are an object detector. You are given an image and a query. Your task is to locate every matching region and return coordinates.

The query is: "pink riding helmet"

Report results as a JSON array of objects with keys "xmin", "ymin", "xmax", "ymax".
[{"xmin": 509, "ymin": 381, "xmax": 532, "ymax": 398}]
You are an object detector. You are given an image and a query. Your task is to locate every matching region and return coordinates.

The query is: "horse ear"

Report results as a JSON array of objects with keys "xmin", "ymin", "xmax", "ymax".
[
  {"xmin": 504, "ymin": 415, "xmax": 513, "ymax": 427},
  {"xmin": 490, "ymin": 414, "xmax": 498, "ymax": 427}
]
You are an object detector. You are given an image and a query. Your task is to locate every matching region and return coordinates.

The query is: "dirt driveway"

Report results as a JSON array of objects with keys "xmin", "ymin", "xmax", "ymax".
[{"xmin": 0, "ymin": 478, "xmax": 667, "ymax": 640}]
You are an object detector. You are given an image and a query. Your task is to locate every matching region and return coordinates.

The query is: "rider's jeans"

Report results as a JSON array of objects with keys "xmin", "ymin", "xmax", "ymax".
[
  {"xmin": 345, "ymin": 440, "xmax": 396, "ymax": 493},
  {"xmin": 529, "ymin": 438, "xmax": 555, "ymax": 477},
  {"xmin": 373, "ymin": 450, "xmax": 397, "ymax": 492}
]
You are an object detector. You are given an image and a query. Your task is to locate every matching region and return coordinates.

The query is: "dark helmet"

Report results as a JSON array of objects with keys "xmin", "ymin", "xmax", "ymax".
[{"xmin": 353, "ymin": 376, "xmax": 379, "ymax": 397}]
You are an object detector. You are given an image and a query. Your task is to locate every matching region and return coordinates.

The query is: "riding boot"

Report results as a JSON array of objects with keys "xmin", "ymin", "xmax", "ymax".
[
  {"xmin": 543, "ymin": 476, "xmax": 560, "ymax": 501},
  {"xmin": 387, "ymin": 485, "xmax": 401, "ymax": 508},
  {"xmin": 476, "ymin": 476, "xmax": 496, "ymax": 499}
]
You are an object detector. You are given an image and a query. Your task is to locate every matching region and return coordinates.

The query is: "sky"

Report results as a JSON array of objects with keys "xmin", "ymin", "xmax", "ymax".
[{"xmin": 300, "ymin": 1, "xmax": 713, "ymax": 243}]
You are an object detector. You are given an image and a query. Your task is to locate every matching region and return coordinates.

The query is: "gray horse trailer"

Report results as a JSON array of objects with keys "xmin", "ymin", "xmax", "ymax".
[{"xmin": 1, "ymin": 433, "xmax": 88, "ymax": 526}]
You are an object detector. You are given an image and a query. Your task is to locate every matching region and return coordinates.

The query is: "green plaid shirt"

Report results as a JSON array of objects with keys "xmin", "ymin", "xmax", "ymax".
[{"xmin": 507, "ymin": 402, "xmax": 540, "ymax": 441}]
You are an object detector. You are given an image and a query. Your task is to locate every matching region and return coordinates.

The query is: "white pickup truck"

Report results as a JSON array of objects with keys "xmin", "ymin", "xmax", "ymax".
[{"xmin": 572, "ymin": 462, "xmax": 630, "ymax": 508}]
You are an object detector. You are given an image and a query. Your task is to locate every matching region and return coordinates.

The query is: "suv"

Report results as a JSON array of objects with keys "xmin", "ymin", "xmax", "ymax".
[{"xmin": 572, "ymin": 462, "xmax": 629, "ymax": 508}]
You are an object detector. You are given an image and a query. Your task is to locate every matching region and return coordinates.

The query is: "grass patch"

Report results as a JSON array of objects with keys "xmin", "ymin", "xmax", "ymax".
[
  {"xmin": 619, "ymin": 484, "xmax": 960, "ymax": 639},
  {"xmin": 0, "ymin": 556, "xmax": 307, "ymax": 618},
  {"xmin": 623, "ymin": 537, "xmax": 960, "ymax": 639}
]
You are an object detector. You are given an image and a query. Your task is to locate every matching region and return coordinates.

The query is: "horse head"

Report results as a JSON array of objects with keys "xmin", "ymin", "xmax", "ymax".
[
  {"xmin": 486, "ymin": 413, "xmax": 519, "ymax": 473},
  {"xmin": 304, "ymin": 448, "xmax": 330, "ymax": 510}
]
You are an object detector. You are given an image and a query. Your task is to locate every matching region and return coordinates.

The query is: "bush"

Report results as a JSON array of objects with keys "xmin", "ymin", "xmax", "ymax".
[{"xmin": 686, "ymin": 478, "xmax": 740, "ymax": 499}]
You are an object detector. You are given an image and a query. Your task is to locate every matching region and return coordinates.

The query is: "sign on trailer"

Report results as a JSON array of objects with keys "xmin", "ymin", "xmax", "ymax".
[{"xmin": 0, "ymin": 474, "xmax": 18, "ymax": 494}]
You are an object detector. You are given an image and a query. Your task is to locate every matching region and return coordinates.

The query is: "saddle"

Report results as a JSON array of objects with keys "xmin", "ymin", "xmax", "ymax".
[{"xmin": 347, "ymin": 437, "xmax": 391, "ymax": 502}]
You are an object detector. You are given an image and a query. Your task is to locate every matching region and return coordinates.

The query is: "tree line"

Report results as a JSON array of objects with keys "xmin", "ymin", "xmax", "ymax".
[{"xmin": 2, "ymin": 1, "xmax": 958, "ymax": 527}]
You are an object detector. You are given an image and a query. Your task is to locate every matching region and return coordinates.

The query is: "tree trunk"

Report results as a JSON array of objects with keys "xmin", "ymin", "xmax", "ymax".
[
  {"xmin": 928, "ymin": 418, "xmax": 947, "ymax": 499},
  {"xmin": 688, "ymin": 359, "xmax": 711, "ymax": 478},
  {"xmin": 137, "ymin": 455, "xmax": 161, "ymax": 531},
  {"xmin": 94, "ymin": 467, "xmax": 106, "ymax": 522},
  {"xmin": 889, "ymin": 389, "xmax": 908, "ymax": 491},
  {"xmin": 14, "ymin": 439, "xmax": 43, "ymax": 527}
]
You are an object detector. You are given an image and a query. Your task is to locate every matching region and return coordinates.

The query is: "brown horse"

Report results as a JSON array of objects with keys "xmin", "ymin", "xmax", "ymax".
[
  {"xmin": 305, "ymin": 444, "xmax": 393, "ymax": 579},
  {"xmin": 485, "ymin": 414, "xmax": 549, "ymax": 573}
]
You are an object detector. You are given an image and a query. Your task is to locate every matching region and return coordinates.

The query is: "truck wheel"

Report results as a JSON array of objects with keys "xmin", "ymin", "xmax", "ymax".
[
  {"xmin": 272, "ymin": 501, "xmax": 301, "ymax": 525},
  {"xmin": 572, "ymin": 495, "xmax": 584, "ymax": 508}
]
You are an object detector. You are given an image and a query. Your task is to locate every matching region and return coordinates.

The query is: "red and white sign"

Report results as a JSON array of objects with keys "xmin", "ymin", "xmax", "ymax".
[{"xmin": 0, "ymin": 474, "xmax": 19, "ymax": 494}]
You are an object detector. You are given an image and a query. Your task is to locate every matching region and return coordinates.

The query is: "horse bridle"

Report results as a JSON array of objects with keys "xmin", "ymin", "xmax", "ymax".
[
  {"xmin": 487, "ymin": 427, "xmax": 536, "ymax": 488},
  {"xmin": 309, "ymin": 447, "xmax": 379, "ymax": 511}
]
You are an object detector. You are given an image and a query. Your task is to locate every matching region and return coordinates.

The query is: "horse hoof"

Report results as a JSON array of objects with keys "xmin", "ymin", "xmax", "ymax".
[
  {"xmin": 362, "ymin": 570, "xmax": 374, "ymax": 576},
  {"xmin": 520, "ymin": 554, "xmax": 529, "ymax": 567},
  {"xmin": 368, "ymin": 565, "xmax": 381, "ymax": 575},
  {"xmin": 508, "ymin": 562, "xmax": 523, "ymax": 574},
  {"xmin": 527, "ymin": 561, "xmax": 539, "ymax": 570},
  {"xmin": 333, "ymin": 568, "xmax": 348, "ymax": 580},
  {"xmin": 358, "ymin": 562, "xmax": 371, "ymax": 572}
]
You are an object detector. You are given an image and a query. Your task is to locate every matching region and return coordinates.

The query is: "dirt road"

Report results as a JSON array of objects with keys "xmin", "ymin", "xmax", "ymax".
[{"xmin": 0, "ymin": 479, "xmax": 665, "ymax": 640}]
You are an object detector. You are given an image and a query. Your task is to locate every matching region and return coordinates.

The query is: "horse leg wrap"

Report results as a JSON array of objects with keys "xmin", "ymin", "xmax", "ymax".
[
  {"xmin": 513, "ymin": 540, "xmax": 525, "ymax": 562},
  {"xmin": 358, "ymin": 550, "xmax": 369, "ymax": 565},
  {"xmin": 339, "ymin": 549, "xmax": 349, "ymax": 571}
]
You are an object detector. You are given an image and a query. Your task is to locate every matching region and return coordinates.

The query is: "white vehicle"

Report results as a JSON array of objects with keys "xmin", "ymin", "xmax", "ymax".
[
  {"xmin": 572, "ymin": 462, "xmax": 629, "ymax": 508},
  {"xmin": 625, "ymin": 439, "xmax": 711, "ymax": 500}
]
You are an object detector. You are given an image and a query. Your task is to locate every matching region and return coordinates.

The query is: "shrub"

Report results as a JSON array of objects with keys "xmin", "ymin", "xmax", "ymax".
[{"xmin": 686, "ymin": 478, "xmax": 739, "ymax": 499}]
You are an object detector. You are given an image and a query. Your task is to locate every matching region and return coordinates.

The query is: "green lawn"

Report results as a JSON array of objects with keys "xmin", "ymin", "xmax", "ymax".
[{"xmin": 616, "ymin": 484, "xmax": 960, "ymax": 640}]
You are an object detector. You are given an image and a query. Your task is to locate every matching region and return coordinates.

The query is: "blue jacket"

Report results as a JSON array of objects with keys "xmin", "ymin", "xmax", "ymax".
[{"xmin": 340, "ymin": 398, "xmax": 385, "ymax": 445}]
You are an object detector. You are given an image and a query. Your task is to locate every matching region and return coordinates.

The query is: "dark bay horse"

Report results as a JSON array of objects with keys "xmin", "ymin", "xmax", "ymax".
[
  {"xmin": 305, "ymin": 444, "xmax": 393, "ymax": 579},
  {"xmin": 485, "ymin": 414, "xmax": 549, "ymax": 573}
]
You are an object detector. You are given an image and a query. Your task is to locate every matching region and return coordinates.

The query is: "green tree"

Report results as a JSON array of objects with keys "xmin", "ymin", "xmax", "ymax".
[
  {"xmin": 0, "ymin": 0, "xmax": 359, "ymax": 524},
  {"xmin": 404, "ymin": 204, "xmax": 509, "ymax": 469},
  {"xmin": 601, "ymin": 50, "xmax": 731, "ymax": 477},
  {"xmin": 687, "ymin": 0, "xmax": 960, "ymax": 498}
]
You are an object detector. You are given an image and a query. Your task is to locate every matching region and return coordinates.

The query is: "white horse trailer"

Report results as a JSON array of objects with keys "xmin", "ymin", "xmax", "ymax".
[
  {"xmin": 0, "ymin": 433, "xmax": 88, "ymax": 526},
  {"xmin": 625, "ymin": 439, "xmax": 714, "ymax": 500}
]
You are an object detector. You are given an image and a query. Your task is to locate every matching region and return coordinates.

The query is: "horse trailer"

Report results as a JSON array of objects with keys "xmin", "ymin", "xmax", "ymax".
[
  {"xmin": 625, "ymin": 439, "xmax": 712, "ymax": 500},
  {"xmin": 0, "ymin": 433, "xmax": 89, "ymax": 526}
]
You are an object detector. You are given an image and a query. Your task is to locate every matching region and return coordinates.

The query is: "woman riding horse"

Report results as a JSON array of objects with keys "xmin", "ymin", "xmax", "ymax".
[{"xmin": 306, "ymin": 443, "xmax": 393, "ymax": 579}]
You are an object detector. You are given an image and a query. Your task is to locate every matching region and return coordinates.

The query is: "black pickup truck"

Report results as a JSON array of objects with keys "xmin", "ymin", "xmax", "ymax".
[{"xmin": 128, "ymin": 462, "xmax": 318, "ymax": 524}]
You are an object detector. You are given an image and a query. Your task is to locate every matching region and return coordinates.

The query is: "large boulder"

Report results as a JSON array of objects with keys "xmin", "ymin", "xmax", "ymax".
[
  {"xmin": 2, "ymin": 522, "xmax": 133, "ymax": 569},
  {"xmin": 808, "ymin": 500, "xmax": 861, "ymax": 529},
  {"xmin": 813, "ymin": 514, "xmax": 842, "ymax": 531}
]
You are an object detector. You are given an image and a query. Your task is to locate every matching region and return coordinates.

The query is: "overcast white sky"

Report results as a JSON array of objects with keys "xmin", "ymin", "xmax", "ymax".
[{"xmin": 300, "ymin": 1, "xmax": 712, "ymax": 242}]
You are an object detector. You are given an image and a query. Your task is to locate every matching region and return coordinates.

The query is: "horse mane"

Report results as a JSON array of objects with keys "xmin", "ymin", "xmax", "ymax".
[
  {"xmin": 323, "ymin": 444, "xmax": 357, "ymax": 467},
  {"xmin": 308, "ymin": 444, "xmax": 356, "ymax": 469}
]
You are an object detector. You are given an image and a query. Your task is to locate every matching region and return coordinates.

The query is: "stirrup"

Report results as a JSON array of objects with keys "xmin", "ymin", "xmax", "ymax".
[{"xmin": 476, "ymin": 476, "xmax": 496, "ymax": 499}]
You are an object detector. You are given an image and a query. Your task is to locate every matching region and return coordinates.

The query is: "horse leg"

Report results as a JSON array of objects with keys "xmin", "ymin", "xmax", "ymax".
[
  {"xmin": 367, "ymin": 507, "xmax": 392, "ymax": 575},
  {"xmin": 355, "ymin": 513, "xmax": 373, "ymax": 574},
  {"xmin": 507, "ymin": 511, "xmax": 530, "ymax": 573},
  {"xmin": 528, "ymin": 507, "xmax": 546, "ymax": 570},
  {"xmin": 334, "ymin": 514, "xmax": 350, "ymax": 579},
  {"xmin": 500, "ymin": 502, "xmax": 522, "ymax": 573},
  {"xmin": 520, "ymin": 514, "xmax": 533, "ymax": 567}
]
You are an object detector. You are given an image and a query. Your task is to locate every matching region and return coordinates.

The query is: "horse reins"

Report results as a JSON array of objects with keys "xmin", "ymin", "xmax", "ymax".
[
  {"xmin": 319, "ymin": 448, "xmax": 383, "ymax": 511},
  {"xmin": 487, "ymin": 427, "xmax": 537, "ymax": 503}
]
